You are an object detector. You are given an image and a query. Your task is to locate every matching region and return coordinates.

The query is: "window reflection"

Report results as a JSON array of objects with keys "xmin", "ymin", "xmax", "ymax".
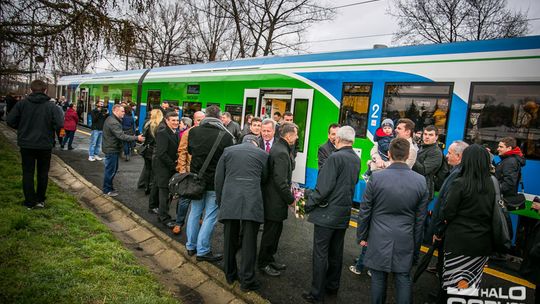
[
  {"xmin": 383, "ymin": 83, "xmax": 452, "ymax": 145},
  {"xmin": 340, "ymin": 83, "xmax": 371, "ymax": 138},
  {"xmin": 465, "ymin": 83, "xmax": 540, "ymax": 159}
]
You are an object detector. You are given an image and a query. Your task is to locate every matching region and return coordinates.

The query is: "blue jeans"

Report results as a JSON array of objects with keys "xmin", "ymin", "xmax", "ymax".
[
  {"xmin": 355, "ymin": 246, "xmax": 368, "ymax": 271},
  {"xmin": 186, "ymin": 191, "xmax": 219, "ymax": 256},
  {"xmin": 123, "ymin": 141, "xmax": 132, "ymax": 157},
  {"xmin": 370, "ymin": 269, "xmax": 411, "ymax": 304},
  {"xmin": 175, "ymin": 197, "xmax": 191, "ymax": 226},
  {"xmin": 89, "ymin": 130, "xmax": 102, "ymax": 157},
  {"xmin": 103, "ymin": 152, "xmax": 119, "ymax": 193}
]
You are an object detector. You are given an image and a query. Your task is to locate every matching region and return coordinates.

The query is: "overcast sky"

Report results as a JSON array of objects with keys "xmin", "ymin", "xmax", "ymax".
[{"xmin": 303, "ymin": 0, "xmax": 540, "ymax": 53}]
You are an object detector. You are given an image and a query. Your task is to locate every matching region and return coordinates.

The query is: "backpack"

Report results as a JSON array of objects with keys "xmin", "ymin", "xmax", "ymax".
[{"xmin": 433, "ymin": 147, "xmax": 449, "ymax": 192}]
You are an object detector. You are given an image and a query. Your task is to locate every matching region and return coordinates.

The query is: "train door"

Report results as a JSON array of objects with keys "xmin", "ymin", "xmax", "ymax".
[
  {"xmin": 79, "ymin": 88, "xmax": 90, "ymax": 125},
  {"xmin": 241, "ymin": 88, "xmax": 314, "ymax": 184}
]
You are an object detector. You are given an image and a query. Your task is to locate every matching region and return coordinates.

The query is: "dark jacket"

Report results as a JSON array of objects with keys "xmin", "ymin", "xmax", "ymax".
[
  {"xmin": 7, "ymin": 92, "xmax": 64, "ymax": 150},
  {"xmin": 412, "ymin": 143, "xmax": 443, "ymax": 200},
  {"xmin": 102, "ymin": 114, "xmax": 139, "ymax": 154},
  {"xmin": 373, "ymin": 127, "xmax": 393, "ymax": 162},
  {"xmin": 263, "ymin": 137, "xmax": 295, "ymax": 221},
  {"xmin": 188, "ymin": 118, "xmax": 234, "ymax": 191},
  {"xmin": 307, "ymin": 146, "xmax": 360, "ymax": 229},
  {"xmin": 430, "ymin": 165, "xmax": 461, "ymax": 237},
  {"xmin": 215, "ymin": 142, "xmax": 269, "ymax": 223},
  {"xmin": 141, "ymin": 121, "xmax": 157, "ymax": 160},
  {"xmin": 122, "ymin": 114, "xmax": 136, "ymax": 133},
  {"xmin": 152, "ymin": 126, "xmax": 179, "ymax": 188},
  {"xmin": 495, "ymin": 151, "xmax": 526, "ymax": 197},
  {"xmin": 357, "ymin": 162, "xmax": 428, "ymax": 273},
  {"xmin": 519, "ymin": 221, "xmax": 540, "ymax": 285},
  {"xmin": 441, "ymin": 176, "xmax": 495, "ymax": 257},
  {"xmin": 225, "ymin": 120, "xmax": 241, "ymax": 143},
  {"xmin": 91, "ymin": 108, "xmax": 107, "ymax": 131},
  {"xmin": 63, "ymin": 107, "xmax": 78, "ymax": 131},
  {"xmin": 6, "ymin": 94, "xmax": 16, "ymax": 114},
  {"xmin": 317, "ymin": 140, "xmax": 336, "ymax": 170}
]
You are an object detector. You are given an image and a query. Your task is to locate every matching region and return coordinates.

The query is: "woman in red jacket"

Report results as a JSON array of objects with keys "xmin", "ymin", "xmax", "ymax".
[{"xmin": 61, "ymin": 103, "xmax": 79, "ymax": 150}]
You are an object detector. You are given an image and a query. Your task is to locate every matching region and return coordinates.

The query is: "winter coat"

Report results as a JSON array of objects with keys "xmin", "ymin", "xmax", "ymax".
[
  {"xmin": 63, "ymin": 108, "xmax": 78, "ymax": 131},
  {"xmin": 141, "ymin": 122, "xmax": 157, "ymax": 160},
  {"xmin": 495, "ymin": 149, "xmax": 526, "ymax": 197},
  {"xmin": 176, "ymin": 127, "xmax": 192, "ymax": 173},
  {"xmin": 263, "ymin": 137, "xmax": 295, "ymax": 221},
  {"xmin": 307, "ymin": 146, "xmax": 361, "ymax": 229},
  {"xmin": 215, "ymin": 142, "xmax": 269, "ymax": 223},
  {"xmin": 225, "ymin": 120, "xmax": 241, "ymax": 143},
  {"xmin": 441, "ymin": 176, "xmax": 495, "ymax": 257},
  {"xmin": 152, "ymin": 126, "xmax": 179, "ymax": 188},
  {"xmin": 188, "ymin": 118, "xmax": 234, "ymax": 191},
  {"xmin": 91, "ymin": 108, "xmax": 107, "ymax": 131},
  {"xmin": 102, "ymin": 115, "xmax": 138, "ymax": 154},
  {"xmin": 7, "ymin": 92, "xmax": 64, "ymax": 150},
  {"xmin": 122, "ymin": 114, "xmax": 136, "ymax": 134},
  {"xmin": 430, "ymin": 165, "xmax": 461, "ymax": 237},
  {"xmin": 317, "ymin": 140, "xmax": 336, "ymax": 170},
  {"xmin": 519, "ymin": 221, "xmax": 540, "ymax": 285},
  {"xmin": 412, "ymin": 143, "xmax": 443, "ymax": 200},
  {"xmin": 357, "ymin": 162, "xmax": 428, "ymax": 273},
  {"xmin": 373, "ymin": 127, "xmax": 393, "ymax": 161}
]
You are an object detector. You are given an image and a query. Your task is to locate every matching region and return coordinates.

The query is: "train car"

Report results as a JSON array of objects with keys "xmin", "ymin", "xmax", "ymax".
[{"xmin": 58, "ymin": 36, "xmax": 540, "ymax": 245}]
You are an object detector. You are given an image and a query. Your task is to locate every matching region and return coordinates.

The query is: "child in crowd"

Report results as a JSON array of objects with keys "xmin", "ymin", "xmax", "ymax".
[{"xmin": 364, "ymin": 118, "xmax": 395, "ymax": 179}]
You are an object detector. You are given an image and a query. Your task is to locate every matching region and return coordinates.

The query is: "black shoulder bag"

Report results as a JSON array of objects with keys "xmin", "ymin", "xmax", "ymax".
[
  {"xmin": 169, "ymin": 131, "xmax": 225, "ymax": 200},
  {"xmin": 502, "ymin": 173, "xmax": 526, "ymax": 211},
  {"xmin": 491, "ymin": 176, "xmax": 512, "ymax": 253}
]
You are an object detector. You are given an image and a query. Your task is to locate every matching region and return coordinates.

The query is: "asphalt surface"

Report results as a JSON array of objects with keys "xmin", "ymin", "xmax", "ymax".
[{"xmin": 51, "ymin": 126, "xmax": 536, "ymax": 304}]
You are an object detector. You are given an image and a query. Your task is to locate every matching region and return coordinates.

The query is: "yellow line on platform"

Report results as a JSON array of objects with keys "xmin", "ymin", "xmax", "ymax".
[
  {"xmin": 348, "ymin": 220, "xmax": 536, "ymax": 289},
  {"xmin": 76, "ymin": 129, "xmax": 91, "ymax": 136}
]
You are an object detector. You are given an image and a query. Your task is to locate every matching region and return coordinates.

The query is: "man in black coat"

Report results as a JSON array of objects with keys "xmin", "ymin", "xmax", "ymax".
[
  {"xmin": 221, "ymin": 112, "xmax": 241, "ymax": 143},
  {"xmin": 495, "ymin": 136, "xmax": 526, "ymax": 198},
  {"xmin": 302, "ymin": 126, "xmax": 360, "ymax": 303},
  {"xmin": 7, "ymin": 80, "xmax": 64, "ymax": 209},
  {"xmin": 258, "ymin": 122, "xmax": 298, "ymax": 276},
  {"xmin": 186, "ymin": 106, "xmax": 234, "ymax": 262},
  {"xmin": 215, "ymin": 135, "xmax": 269, "ymax": 291},
  {"xmin": 357, "ymin": 137, "xmax": 428, "ymax": 304},
  {"xmin": 317, "ymin": 123, "xmax": 340, "ymax": 170},
  {"xmin": 412, "ymin": 125, "xmax": 443, "ymax": 200},
  {"xmin": 152, "ymin": 111, "xmax": 179, "ymax": 226}
]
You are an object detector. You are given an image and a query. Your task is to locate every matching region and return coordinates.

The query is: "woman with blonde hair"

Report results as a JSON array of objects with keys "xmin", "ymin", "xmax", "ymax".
[{"xmin": 136, "ymin": 109, "xmax": 162, "ymax": 201}]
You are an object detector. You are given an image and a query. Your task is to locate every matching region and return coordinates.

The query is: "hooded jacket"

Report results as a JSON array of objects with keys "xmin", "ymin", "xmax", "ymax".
[
  {"xmin": 495, "ymin": 147, "xmax": 526, "ymax": 197},
  {"xmin": 7, "ymin": 92, "xmax": 64, "ymax": 150}
]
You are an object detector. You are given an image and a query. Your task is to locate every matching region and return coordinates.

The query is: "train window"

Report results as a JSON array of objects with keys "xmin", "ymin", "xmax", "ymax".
[
  {"xmin": 465, "ymin": 83, "xmax": 540, "ymax": 159},
  {"xmin": 103, "ymin": 86, "xmax": 109, "ymax": 93},
  {"xmin": 147, "ymin": 90, "xmax": 161, "ymax": 110},
  {"xmin": 293, "ymin": 99, "xmax": 309, "ymax": 153},
  {"xmin": 187, "ymin": 85, "xmax": 200, "ymax": 94},
  {"xmin": 383, "ymin": 83, "xmax": 452, "ymax": 145},
  {"xmin": 340, "ymin": 83, "xmax": 372, "ymax": 138},
  {"xmin": 225, "ymin": 104, "xmax": 243, "ymax": 124},
  {"xmin": 183, "ymin": 102, "xmax": 202, "ymax": 119},
  {"xmin": 122, "ymin": 89, "xmax": 132, "ymax": 103}
]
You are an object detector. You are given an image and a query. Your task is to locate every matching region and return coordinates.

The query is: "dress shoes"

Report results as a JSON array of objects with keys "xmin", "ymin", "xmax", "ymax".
[
  {"xmin": 241, "ymin": 281, "xmax": 261, "ymax": 292},
  {"xmin": 196, "ymin": 252, "xmax": 223, "ymax": 262},
  {"xmin": 301, "ymin": 292, "xmax": 322, "ymax": 303},
  {"xmin": 187, "ymin": 249, "xmax": 197, "ymax": 257},
  {"xmin": 269, "ymin": 262, "xmax": 287, "ymax": 270},
  {"xmin": 259, "ymin": 265, "xmax": 281, "ymax": 277}
]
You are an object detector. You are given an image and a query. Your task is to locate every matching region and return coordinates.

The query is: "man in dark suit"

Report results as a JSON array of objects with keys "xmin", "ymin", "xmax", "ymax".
[
  {"xmin": 259, "ymin": 118, "xmax": 276, "ymax": 153},
  {"xmin": 258, "ymin": 122, "xmax": 298, "ymax": 277},
  {"xmin": 152, "ymin": 111, "xmax": 179, "ymax": 226},
  {"xmin": 302, "ymin": 126, "xmax": 361, "ymax": 303},
  {"xmin": 221, "ymin": 111, "xmax": 241, "ymax": 143},
  {"xmin": 357, "ymin": 137, "xmax": 428, "ymax": 304},
  {"xmin": 317, "ymin": 123, "xmax": 340, "ymax": 170},
  {"xmin": 215, "ymin": 135, "xmax": 269, "ymax": 291}
]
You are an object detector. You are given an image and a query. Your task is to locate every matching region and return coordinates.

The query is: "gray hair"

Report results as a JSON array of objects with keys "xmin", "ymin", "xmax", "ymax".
[
  {"xmin": 450, "ymin": 140, "xmax": 469, "ymax": 155},
  {"xmin": 181, "ymin": 117, "xmax": 192, "ymax": 128},
  {"xmin": 279, "ymin": 122, "xmax": 298, "ymax": 138},
  {"xmin": 242, "ymin": 134, "xmax": 259, "ymax": 147},
  {"xmin": 262, "ymin": 118, "xmax": 276, "ymax": 128},
  {"xmin": 112, "ymin": 104, "xmax": 124, "ymax": 111},
  {"xmin": 337, "ymin": 126, "xmax": 355, "ymax": 143}
]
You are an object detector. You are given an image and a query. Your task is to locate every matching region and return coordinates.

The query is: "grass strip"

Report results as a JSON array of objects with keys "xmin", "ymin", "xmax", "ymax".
[{"xmin": 0, "ymin": 136, "xmax": 179, "ymax": 304}]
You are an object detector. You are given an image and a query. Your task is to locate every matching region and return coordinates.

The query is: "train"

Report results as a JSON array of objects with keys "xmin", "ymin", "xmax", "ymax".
[{"xmin": 58, "ymin": 35, "xmax": 540, "ymax": 244}]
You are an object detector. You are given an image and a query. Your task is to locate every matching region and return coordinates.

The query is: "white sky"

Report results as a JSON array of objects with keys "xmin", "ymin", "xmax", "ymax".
[
  {"xmin": 93, "ymin": 0, "xmax": 540, "ymax": 72},
  {"xmin": 304, "ymin": 0, "xmax": 540, "ymax": 53}
]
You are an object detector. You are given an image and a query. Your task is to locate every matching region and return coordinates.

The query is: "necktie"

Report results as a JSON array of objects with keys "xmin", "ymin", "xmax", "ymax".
[{"xmin": 266, "ymin": 141, "xmax": 271, "ymax": 153}]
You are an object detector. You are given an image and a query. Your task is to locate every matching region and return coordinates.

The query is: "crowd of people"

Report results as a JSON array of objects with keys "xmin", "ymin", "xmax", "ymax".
[{"xmin": 5, "ymin": 79, "xmax": 540, "ymax": 303}]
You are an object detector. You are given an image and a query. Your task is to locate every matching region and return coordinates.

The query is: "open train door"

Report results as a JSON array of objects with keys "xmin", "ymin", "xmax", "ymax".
[
  {"xmin": 290, "ymin": 88, "xmax": 313, "ymax": 185},
  {"xmin": 241, "ymin": 89, "xmax": 260, "ymax": 130}
]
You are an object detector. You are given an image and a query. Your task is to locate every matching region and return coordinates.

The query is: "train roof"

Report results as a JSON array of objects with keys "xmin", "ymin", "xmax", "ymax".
[{"xmin": 59, "ymin": 35, "xmax": 540, "ymax": 85}]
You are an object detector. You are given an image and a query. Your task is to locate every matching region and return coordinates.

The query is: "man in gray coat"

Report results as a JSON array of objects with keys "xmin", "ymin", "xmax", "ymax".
[
  {"xmin": 357, "ymin": 137, "xmax": 428, "ymax": 304},
  {"xmin": 302, "ymin": 126, "xmax": 360, "ymax": 304},
  {"xmin": 102, "ymin": 104, "xmax": 144, "ymax": 196},
  {"xmin": 215, "ymin": 135, "xmax": 268, "ymax": 291}
]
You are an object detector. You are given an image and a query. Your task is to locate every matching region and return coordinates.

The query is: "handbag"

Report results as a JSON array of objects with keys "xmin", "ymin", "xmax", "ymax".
[
  {"xmin": 491, "ymin": 176, "xmax": 512, "ymax": 253},
  {"xmin": 502, "ymin": 193, "xmax": 526, "ymax": 211},
  {"xmin": 169, "ymin": 131, "xmax": 225, "ymax": 200}
]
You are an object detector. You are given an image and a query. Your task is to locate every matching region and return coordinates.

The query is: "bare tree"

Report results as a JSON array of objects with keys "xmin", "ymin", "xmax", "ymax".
[{"xmin": 391, "ymin": 0, "xmax": 529, "ymax": 45}]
